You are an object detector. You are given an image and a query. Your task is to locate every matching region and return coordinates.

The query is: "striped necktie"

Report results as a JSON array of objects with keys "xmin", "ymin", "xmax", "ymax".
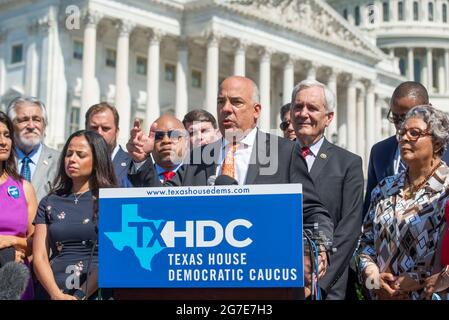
[{"xmin": 20, "ymin": 156, "xmax": 31, "ymax": 181}]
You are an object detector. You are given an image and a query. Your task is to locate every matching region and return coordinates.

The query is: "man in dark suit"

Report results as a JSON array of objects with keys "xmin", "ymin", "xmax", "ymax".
[
  {"xmin": 291, "ymin": 79, "xmax": 363, "ymax": 300},
  {"xmin": 364, "ymin": 82, "xmax": 449, "ymax": 216},
  {"xmin": 85, "ymin": 102, "xmax": 132, "ymax": 187},
  {"xmin": 126, "ymin": 76, "xmax": 333, "ymax": 299}
]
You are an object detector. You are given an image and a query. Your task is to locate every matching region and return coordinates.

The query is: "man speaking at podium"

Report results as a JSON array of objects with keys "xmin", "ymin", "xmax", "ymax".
[{"xmin": 126, "ymin": 76, "xmax": 333, "ymax": 299}]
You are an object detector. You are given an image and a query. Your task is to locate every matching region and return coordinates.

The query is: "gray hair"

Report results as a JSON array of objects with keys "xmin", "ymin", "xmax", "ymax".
[
  {"xmin": 290, "ymin": 79, "xmax": 335, "ymax": 113},
  {"xmin": 403, "ymin": 104, "xmax": 449, "ymax": 157},
  {"xmin": 6, "ymin": 96, "xmax": 48, "ymax": 126}
]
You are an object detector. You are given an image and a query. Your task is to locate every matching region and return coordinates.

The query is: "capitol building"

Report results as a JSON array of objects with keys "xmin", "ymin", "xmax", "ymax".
[{"xmin": 0, "ymin": 0, "xmax": 448, "ymax": 167}]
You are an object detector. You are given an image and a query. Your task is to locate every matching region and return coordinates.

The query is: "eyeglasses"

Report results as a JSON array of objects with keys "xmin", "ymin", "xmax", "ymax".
[
  {"xmin": 154, "ymin": 130, "xmax": 185, "ymax": 141},
  {"xmin": 387, "ymin": 110, "xmax": 406, "ymax": 125},
  {"xmin": 280, "ymin": 120, "xmax": 291, "ymax": 131},
  {"xmin": 396, "ymin": 127, "xmax": 431, "ymax": 142}
]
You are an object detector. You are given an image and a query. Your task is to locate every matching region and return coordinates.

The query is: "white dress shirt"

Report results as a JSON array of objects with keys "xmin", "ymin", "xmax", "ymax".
[
  {"xmin": 215, "ymin": 127, "xmax": 258, "ymax": 185},
  {"xmin": 298, "ymin": 136, "xmax": 325, "ymax": 172}
]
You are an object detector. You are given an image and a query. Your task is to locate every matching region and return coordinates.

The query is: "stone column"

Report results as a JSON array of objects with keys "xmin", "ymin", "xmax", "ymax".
[
  {"xmin": 259, "ymin": 48, "xmax": 272, "ymax": 132},
  {"xmin": 26, "ymin": 24, "xmax": 39, "ymax": 97},
  {"xmin": 146, "ymin": 29, "xmax": 163, "ymax": 127},
  {"xmin": 81, "ymin": 12, "xmax": 102, "ymax": 124},
  {"xmin": 233, "ymin": 40, "xmax": 246, "ymax": 76},
  {"xmin": 427, "ymin": 48, "xmax": 434, "ymax": 92},
  {"xmin": 115, "ymin": 20, "xmax": 135, "ymax": 144},
  {"xmin": 205, "ymin": 33, "xmax": 220, "ymax": 116},
  {"xmin": 445, "ymin": 49, "xmax": 449, "ymax": 93},
  {"xmin": 306, "ymin": 62, "xmax": 317, "ymax": 80},
  {"xmin": 282, "ymin": 56, "xmax": 294, "ymax": 105},
  {"xmin": 365, "ymin": 82, "xmax": 376, "ymax": 162},
  {"xmin": 326, "ymin": 69, "xmax": 338, "ymax": 142},
  {"xmin": 356, "ymin": 88, "xmax": 366, "ymax": 160},
  {"xmin": 346, "ymin": 78, "xmax": 357, "ymax": 153},
  {"xmin": 175, "ymin": 38, "xmax": 188, "ymax": 120},
  {"xmin": 438, "ymin": 53, "xmax": 446, "ymax": 94},
  {"xmin": 407, "ymin": 47, "xmax": 415, "ymax": 81}
]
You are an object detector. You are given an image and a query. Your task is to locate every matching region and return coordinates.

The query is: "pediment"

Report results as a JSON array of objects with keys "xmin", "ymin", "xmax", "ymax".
[{"xmin": 219, "ymin": 0, "xmax": 381, "ymax": 60}]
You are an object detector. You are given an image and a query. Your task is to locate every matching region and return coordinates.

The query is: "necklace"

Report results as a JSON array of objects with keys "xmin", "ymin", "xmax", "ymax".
[
  {"xmin": 73, "ymin": 190, "xmax": 88, "ymax": 204},
  {"xmin": 404, "ymin": 161, "xmax": 442, "ymax": 200}
]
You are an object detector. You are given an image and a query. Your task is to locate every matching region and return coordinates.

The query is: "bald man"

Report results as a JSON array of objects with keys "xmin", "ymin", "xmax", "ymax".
[{"xmin": 150, "ymin": 114, "xmax": 188, "ymax": 182}]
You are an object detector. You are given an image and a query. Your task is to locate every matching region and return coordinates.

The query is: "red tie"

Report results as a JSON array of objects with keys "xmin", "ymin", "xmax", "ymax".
[
  {"xmin": 162, "ymin": 171, "xmax": 175, "ymax": 182},
  {"xmin": 301, "ymin": 146, "xmax": 310, "ymax": 159}
]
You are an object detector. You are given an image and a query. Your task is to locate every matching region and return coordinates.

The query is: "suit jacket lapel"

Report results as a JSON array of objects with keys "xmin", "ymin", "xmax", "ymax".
[
  {"xmin": 386, "ymin": 138, "xmax": 398, "ymax": 177},
  {"xmin": 309, "ymin": 138, "xmax": 332, "ymax": 180},
  {"xmin": 245, "ymin": 129, "xmax": 264, "ymax": 184},
  {"xmin": 32, "ymin": 145, "xmax": 51, "ymax": 193}
]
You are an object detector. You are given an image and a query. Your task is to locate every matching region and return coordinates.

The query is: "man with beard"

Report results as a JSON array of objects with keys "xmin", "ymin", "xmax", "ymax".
[
  {"xmin": 7, "ymin": 97, "xmax": 60, "ymax": 202},
  {"xmin": 85, "ymin": 102, "xmax": 132, "ymax": 186}
]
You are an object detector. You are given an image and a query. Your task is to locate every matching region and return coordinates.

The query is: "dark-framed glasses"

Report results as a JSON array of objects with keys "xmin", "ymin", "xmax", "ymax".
[
  {"xmin": 280, "ymin": 120, "xmax": 291, "ymax": 131},
  {"xmin": 387, "ymin": 109, "xmax": 406, "ymax": 125},
  {"xmin": 396, "ymin": 127, "xmax": 431, "ymax": 142},
  {"xmin": 154, "ymin": 130, "xmax": 185, "ymax": 141}
]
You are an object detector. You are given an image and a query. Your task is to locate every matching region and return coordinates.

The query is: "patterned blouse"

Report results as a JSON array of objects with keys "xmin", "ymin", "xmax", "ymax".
[{"xmin": 358, "ymin": 163, "xmax": 449, "ymax": 300}]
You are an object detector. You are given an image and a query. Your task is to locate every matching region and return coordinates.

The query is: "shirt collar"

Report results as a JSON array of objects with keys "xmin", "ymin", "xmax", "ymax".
[
  {"xmin": 111, "ymin": 145, "xmax": 120, "ymax": 160},
  {"xmin": 15, "ymin": 143, "xmax": 42, "ymax": 164},
  {"xmin": 297, "ymin": 136, "xmax": 325, "ymax": 157},
  {"xmin": 222, "ymin": 127, "xmax": 258, "ymax": 148},
  {"xmin": 154, "ymin": 163, "xmax": 182, "ymax": 176}
]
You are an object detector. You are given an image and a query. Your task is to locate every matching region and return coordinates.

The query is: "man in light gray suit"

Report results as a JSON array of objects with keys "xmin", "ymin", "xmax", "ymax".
[{"xmin": 7, "ymin": 97, "xmax": 60, "ymax": 202}]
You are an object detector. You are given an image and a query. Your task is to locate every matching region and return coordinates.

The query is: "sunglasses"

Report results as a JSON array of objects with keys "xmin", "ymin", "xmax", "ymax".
[
  {"xmin": 154, "ymin": 130, "xmax": 185, "ymax": 141},
  {"xmin": 280, "ymin": 120, "xmax": 291, "ymax": 131},
  {"xmin": 387, "ymin": 110, "xmax": 406, "ymax": 125},
  {"xmin": 396, "ymin": 127, "xmax": 431, "ymax": 142}
]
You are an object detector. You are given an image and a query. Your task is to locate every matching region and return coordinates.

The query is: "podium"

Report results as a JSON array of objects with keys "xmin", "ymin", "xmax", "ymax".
[
  {"xmin": 99, "ymin": 185, "xmax": 305, "ymax": 300},
  {"xmin": 114, "ymin": 288, "xmax": 304, "ymax": 300}
]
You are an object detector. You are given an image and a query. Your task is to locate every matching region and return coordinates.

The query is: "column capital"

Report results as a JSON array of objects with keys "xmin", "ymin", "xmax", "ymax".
[
  {"xmin": 281, "ymin": 54, "xmax": 295, "ymax": 66},
  {"xmin": 83, "ymin": 10, "xmax": 103, "ymax": 28},
  {"xmin": 146, "ymin": 28, "xmax": 165, "ymax": 45},
  {"xmin": 363, "ymin": 79, "xmax": 377, "ymax": 93},
  {"xmin": 32, "ymin": 13, "xmax": 56, "ymax": 34},
  {"xmin": 232, "ymin": 39, "xmax": 250, "ymax": 52},
  {"xmin": 115, "ymin": 20, "xmax": 136, "ymax": 37},
  {"xmin": 177, "ymin": 36, "xmax": 189, "ymax": 51},
  {"xmin": 258, "ymin": 47, "xmax": 274, "ymax": 61},
  {"xmin": 324, "ymin": 67, "xmax": 340, "ymax": 81}
]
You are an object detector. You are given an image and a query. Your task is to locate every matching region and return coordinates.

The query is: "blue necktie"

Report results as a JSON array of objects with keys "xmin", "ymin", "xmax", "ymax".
[{"xmin": 20, "ymin": 157, "xmax": 31, "ymax": 181}]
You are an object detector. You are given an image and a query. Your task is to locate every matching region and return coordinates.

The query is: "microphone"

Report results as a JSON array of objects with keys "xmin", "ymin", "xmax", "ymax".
[
  {"xmin": 303, "ymin": 223, "xmax": 336, "ymax": 253},
  {"xmin": 214, "ymin": 175, "xmax": 238, "ymax": 185},
  {"xmin": 207, "ymin": 175, "xmax": 217, "ymax": 186},
  {"xmin": 0, "ymin": 262, "xmax": 30, "ymax": 300}
]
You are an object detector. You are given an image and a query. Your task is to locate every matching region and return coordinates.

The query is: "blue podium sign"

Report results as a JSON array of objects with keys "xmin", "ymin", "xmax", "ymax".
[{"xmin": 99, "ymin": 184, "xmax": 304, "ymax": 288}]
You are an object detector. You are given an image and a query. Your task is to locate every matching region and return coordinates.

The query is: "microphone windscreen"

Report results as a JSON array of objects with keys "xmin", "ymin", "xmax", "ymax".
[
  {"xmin": 214, "ymin": 175, "xmax": 238, "ymax": 185},
  {"xmin": 0, "ymin": 262, "xmax": 30, "ymax": 300},
  {"xmin": 207, "ymin": 175, "xmax": 217, "ymax": 186}
]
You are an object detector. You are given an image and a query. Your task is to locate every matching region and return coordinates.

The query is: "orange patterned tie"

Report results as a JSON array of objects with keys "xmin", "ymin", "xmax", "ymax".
[{"xmin": 221, "ymin": 142, "xmax": 238, "ymax": 178}]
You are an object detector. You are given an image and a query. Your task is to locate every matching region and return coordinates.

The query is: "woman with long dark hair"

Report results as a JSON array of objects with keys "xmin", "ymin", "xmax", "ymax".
[
  {"xmin": 0, "ymin": 111, "xmax": 38, "ymax": 299},
  {"xmin": 33, "ymin": 130, "xmax": 117, "ymax": 300}
]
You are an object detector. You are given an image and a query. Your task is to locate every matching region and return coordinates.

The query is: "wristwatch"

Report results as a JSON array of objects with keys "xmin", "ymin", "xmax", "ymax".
[{"xmin": 73, "ymin": 289, "xmax": 86, "ymax": 300}]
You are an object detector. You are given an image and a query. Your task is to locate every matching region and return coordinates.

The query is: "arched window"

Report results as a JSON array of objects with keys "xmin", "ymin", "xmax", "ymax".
[
  {"xmin": 355, "ymin": 6, "xmax": 360, "ymax": 25},
  {"xmin": 443, "ymin": 4, "xmax": 448, "ymax": 22},
  {"xmin": 343, "ymin": 8, "xmax": 348, "ymax": 20},
  {"xmin": 414, "ymin": 1, "xmax": 419, "ymax": 20},
  {"xmin": 398, "ymin": 1, "xmax": 404, "ymax": 21},
  {"xmin": 428, "ymin": 2, "xmax": 434, "ymax": 21},
  {"xmin": 383, "ymin": 2, "xmax": 389, "ymax": 21}
]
